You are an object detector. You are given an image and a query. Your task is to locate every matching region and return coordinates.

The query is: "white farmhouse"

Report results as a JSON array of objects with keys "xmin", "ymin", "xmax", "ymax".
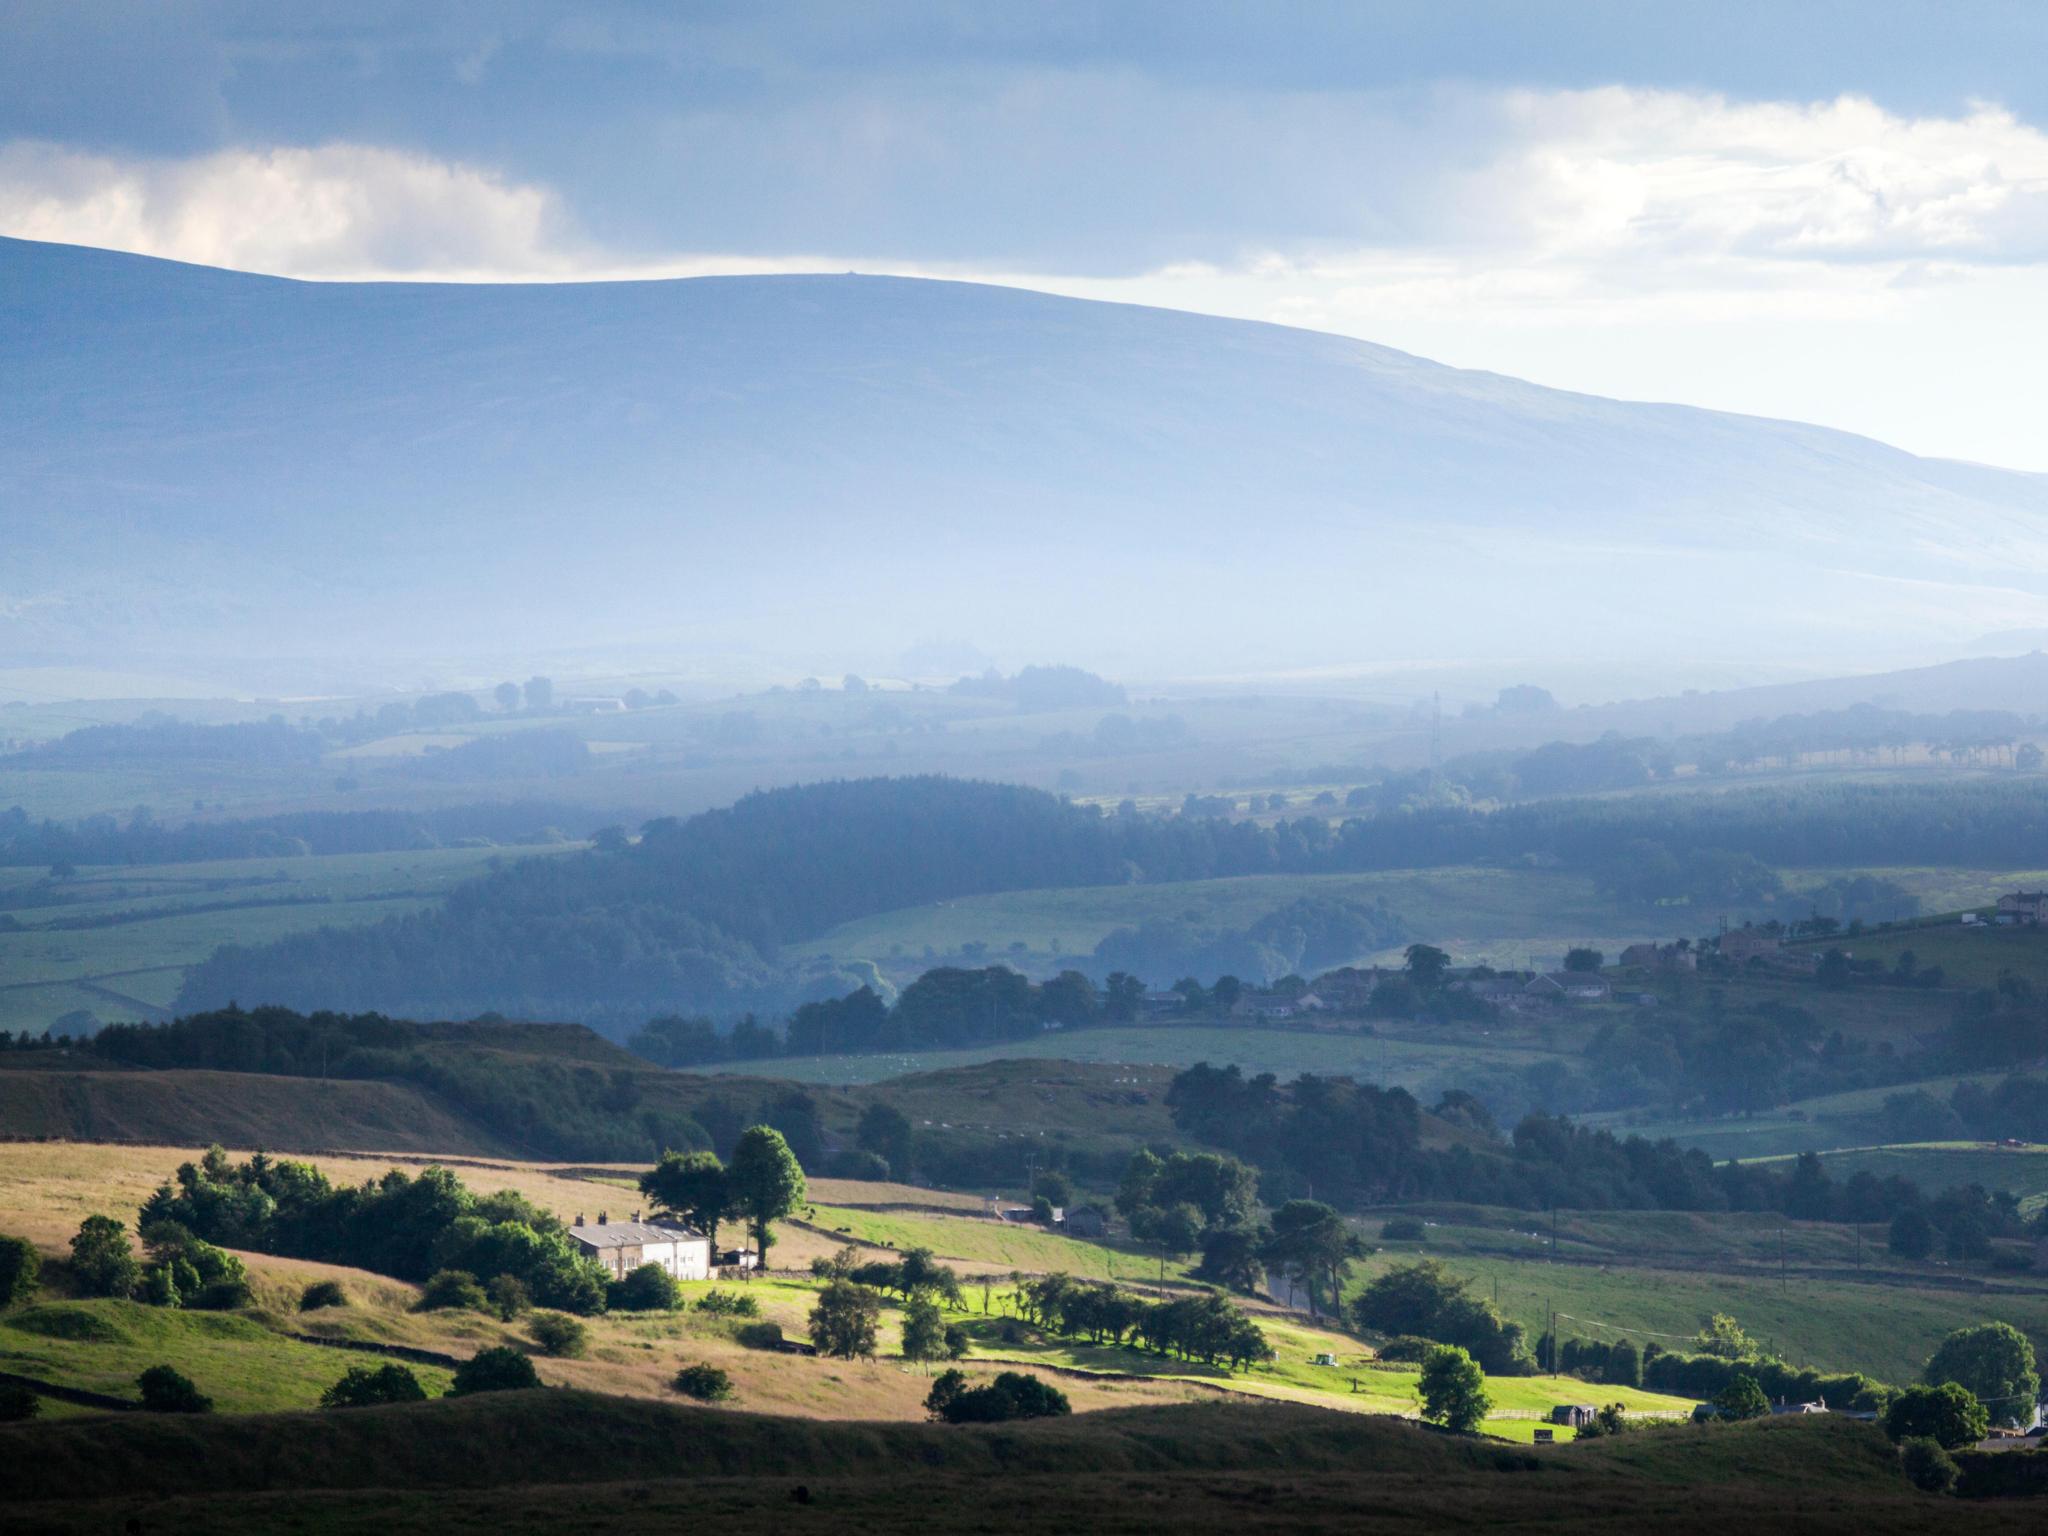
[{"xmin": 567, "ymin": 1212, "xmax": 712, "ymax": 1281}]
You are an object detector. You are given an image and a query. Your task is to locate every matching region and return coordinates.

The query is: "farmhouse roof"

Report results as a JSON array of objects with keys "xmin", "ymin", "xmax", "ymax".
[{"xmin": 568, "ymin": 1219, "xmax": 706, "ymax": 1248}]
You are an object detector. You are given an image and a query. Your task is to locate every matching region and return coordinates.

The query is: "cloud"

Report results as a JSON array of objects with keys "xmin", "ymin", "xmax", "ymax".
[{"xmin": 0, "ymin": 141, "xmax": 582, "ymax": 281}]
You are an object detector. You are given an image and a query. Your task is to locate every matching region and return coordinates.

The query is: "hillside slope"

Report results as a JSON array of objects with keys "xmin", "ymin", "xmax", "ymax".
[{"xmin": 10, "ymin": 236, "xmax": 2048, "ymax": 680}]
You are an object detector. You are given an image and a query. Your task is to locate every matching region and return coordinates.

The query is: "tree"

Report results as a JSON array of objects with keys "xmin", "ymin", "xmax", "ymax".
[
  {"xmin": 447, "ymin": 1346, "xmax": 542, "ymax": 1396},
  {"xmin": 1032, "ymin": 1171, "xmax": 1074, "ymax": 1209},
  {"xmin": 300, "ymin": 1280, "xmax": 348, "ymax": 1312},
  {"xmin": 1262, "ymin": 1201, "xmax": 1363, "ymax": 1317},
  {"xmin": 924, "ymin": 1368, "xmax": 968, "ymax": 1420},
  {"xmin": 320, "ymin": 1363, "xmax": 426, "ymax": 1409},
  {"xmin": 1195, "ymin": 1228, "xmax": 1266, "ymax": 1294},
  {"xmin": 1694, "ymin": 1313, "xmax": 1757, "ymax": 1361},
  {"xmin": 0, "ymin": 1234, "xmax": 41, "ymax": 1307},
  {"xmin": 1898, "ymin": 1436, "xmax": 1960, "ymax": 1495},
  {"xmin": 488, "ymin": 1274, "xmax": 531, "ymax": 1320},
  {"xmin": 933, "ymin": 1370, "xmax": 1071, "ymax": 1423},
  {"xmin": 856, "ymin": 1103, "xmax": 915, "ymax": 1178},
  {"xmin": 70, "ymin": 1215, "xmax": 140, "ymax": 1298},
  {"xmin": 610, "ymin": 1262, "xmax": 682, "ymax": 1312},
  {"xmin": 727, "ymin": 1125, "xmax": 807, "ymax": 1263},
  {"xmin": 138, "ymin": 1365, "xmax": 212, "ymax": 1413},
  {"xmin": 522, "ymin": 676, "xmax": 553, "ymax": 711},
  {"xmin": 1889, "ymin": 1207, "xmax": 1936, "ymax": 1260},
  {"xmin": 493, "ymin": 682, "xmax": 520, "ymax": 712},
  {"xmin": 1563, "ymin": 948, "xmax": 1604, "ymax": 973},
  {"xmin": 808, "ymin": 1279, "xmax": 881, "ymax": 1359},
  {"xmin": 1885, "ymin": 1382, "xmax": 1990, "ymax": 1449},
  {"xmin": 1605, "ymin": 1338, "xmax": 1642, "ymax": 1388},
  {"xmin": 672, "ymin": 1362, "xmax": 735, "ymax": 1401},
  {"xmin": 1418, "ymin": 1345, "xmax": 1490, "ymax": 1433},
  {"xmin": 416, "ymin": 1270, "xmax": 489, "ymax": 1312},
  {"xmin": 901, "ymin": 1296, "xmax": 949, "ymax": 1369},
  {"xmin": 0, "ymin": 1383, "xmax": 39, "ymax": 1422},
  {"xmin": 640, "ymin": 1150, "xmax": 735, "ymax": 1249},
  {"xmin": 1713, "ymin": 1374, "xmax": 1769, "ymax": 1421},
  {"xmin": 1102, "ymin": 972, "xmax": 1145, "ymax": 1022},
  {"xmin": 1404, "ymin": 944, "xmax": 1452, "ymax": 990},
  {"xmin": 1924, "ymin": 1322, "xmax": 2040, "ymax": 1429},
  {"xmin": 2019, "ymin": 742, "xmax": 2045, "ymax": 773}
]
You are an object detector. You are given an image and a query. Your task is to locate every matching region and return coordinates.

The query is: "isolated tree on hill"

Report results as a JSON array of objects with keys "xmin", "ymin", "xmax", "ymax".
[
  {"xmin": 447, "ymin": 1346, "xmax": 542, "ymax": 1396},
  {"xmin": 809, "ymin": 1280, "xmax": 881, "ymax": 1360},
  {"xmin": 1925, "ymin": 1323, "xmax": 2040, "ymax": 1429},
  {"xmin": 901, "ymin": 1296, "xmax": 949, "ymax": 1370},
  {"xmin": 1404, "ymin": 944, "xmax": 1451, "ymax": 990},
  {"xmin": 137, "ymin": 1365, "xmax": 212, "ymax": 1413},
  {"xmin": 0, "ymin": 1234, "xmax": 41, "ymax": 1307},
  {"xmin": 1418, "ymin": 1344, "xmax": 1491, "ymax": 1433},
  {"xmin": 494, "ymin": 682, "xmax": 520, "ymax": 712},
  {"xmin": 70, "ymin": 1215, "xmax": 140, "ymax": 1298},
  {"xmin": 640, "ymin": 1150, "xmax": 734, "ymax": 1249},
  {"xmin": 1694, "ymin": 1313, "xmax": 1757, "ymax": 1361},
  {"xmin": 728, "ymin": 1125, "xmax": 807, "ymax": 1263},
  {"xmin": 1885, "ymin": 1383, "xmax": 1990, "ymax": 1449},
  {"xmin": 522, "ymin": 676, "xmax": 553, "ymax": 711}
]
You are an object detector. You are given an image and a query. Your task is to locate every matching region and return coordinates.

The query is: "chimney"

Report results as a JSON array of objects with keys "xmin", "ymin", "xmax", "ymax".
[
  {"xmin": 598, "ymin": 1210, "xmax": 608, "ymax": 1225},
  {"xmin": 574, "ymin": 1213, "xmax": 584, "ymax": 1227},
  {"xmin": 632, "ymin": 1210, "xmax": 642, "ymax": 1224}
]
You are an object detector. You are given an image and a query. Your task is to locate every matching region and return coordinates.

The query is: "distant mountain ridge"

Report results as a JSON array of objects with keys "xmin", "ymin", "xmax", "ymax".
[{"xmin": 8, "ymin": 235, "xmax": 2048, "ymax": 681}]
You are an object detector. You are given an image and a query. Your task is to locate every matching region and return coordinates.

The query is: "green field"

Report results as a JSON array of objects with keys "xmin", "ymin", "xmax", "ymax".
[
  {"xmin": 707, "ymin": 1024, "xmax": 1559, "ymax": 1091},
  {"xmin": 1806, "ymin": 918, "xmax": 2048, "ymax": 991},
  {"xmin": 0, "ymin": 843, "xmax": 581, "ymax": 1035},
  {"xmin": 804, "ymin": 1204, "xmax": 1196, "ymax": 1284},
  {"xmin": 1751, "ymin": 1142, "xmax": 2048, "ymax": 1215}
]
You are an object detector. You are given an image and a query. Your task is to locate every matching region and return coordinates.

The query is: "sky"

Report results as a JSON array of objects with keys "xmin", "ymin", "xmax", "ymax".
[{"xmin": 9, "ymin": 1, "xmax": 2048, "ymax": 469}]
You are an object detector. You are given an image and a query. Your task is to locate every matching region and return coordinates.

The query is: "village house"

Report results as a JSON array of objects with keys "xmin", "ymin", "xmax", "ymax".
[
  {"xmin": 1716, "ymin": 927, "xmax": 1782, "ymax": 967},
  {"xmin": 567, "ymin": 1211, "xmax": 713, "ymax": 1281},
  {"xmin": 1995, "ymin": 891, "xmax": 2048, "ymax": 926},
  {"xmin": 1619, "ymin": 941, "xmax": 1696, "ymax": 973}
]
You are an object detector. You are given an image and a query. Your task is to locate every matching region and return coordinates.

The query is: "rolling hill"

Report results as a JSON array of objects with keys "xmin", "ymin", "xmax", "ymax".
[{"xmin": 9, "ymin": 235, "xmax": 2048, "ymax": 687}]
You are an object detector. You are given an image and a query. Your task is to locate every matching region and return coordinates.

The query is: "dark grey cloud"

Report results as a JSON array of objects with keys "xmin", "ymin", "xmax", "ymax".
[{"xmin": 7, "ymin": 1, "xmax": 2048, "ymax": 272}]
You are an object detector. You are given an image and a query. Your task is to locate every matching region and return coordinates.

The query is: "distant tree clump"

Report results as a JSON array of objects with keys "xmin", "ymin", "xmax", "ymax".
[
  {"xmin": 640, "ymin": 1150, "xmax": 735, "ymax": 1248},
  {"xmin": 416, "ymin": 1270, "xmax": 490, "ymax": 1313},
  {"xmin": 1693, "ymin": 1314, "xmax": 1757, "ymax": 1361},
  {"xmin": 1898, "ymin": 1436, "xmax": 1961, "ymax": 1495},
  {"xmin": 320, "ymin": 1364, "xmax": 427, "ymax": 1410},
  {"xmin": 1924, "ymin": 1323, "xmax": 2039, "ymax": 1429},
  {"xmin": 1353, "ymin": 1262, "xmax": 1530, "ymax": 1375},
  {"xmin": 924, "ymin": 1368, "xmax": 1071, "ymax": 1424},
  {"xmin": 1418, "ymin": 1345, "xmax": 1491, "ymax": 1433},
  {"xmin": 447, "ymin": 1346, "xmax": 543, "ymax": 1396},
  {"xmin": 138, "ymin": 1365, "xmax": 212, "ymax": 1413},
  {"xmin": 1889, "ymin": 1208, "xmax": 1936, "ymax": 1260},
  {"xmin": 488, "ymin": 1274, "xmax": 532, "ymax": 1320},
  {"xmin": 609, "ymin": 1263, "xmax": 683, "ymax": 1313},
  {"xmin": 1712, "ymin": 1374, "xmax": 1770, "ymax": 1421},
  {"xmin": 1884, "ymin": 1382, "xmax": 1989, "ymax": 1449}
]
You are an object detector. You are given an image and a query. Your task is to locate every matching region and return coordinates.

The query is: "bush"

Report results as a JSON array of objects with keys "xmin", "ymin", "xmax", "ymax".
[
  {"xmin": 187, "ymin": 1278, "xmax": 251, "ymax": 1311},
  {"xmin": 672, "ymin": 1362, "xmax": 734, "ymax": 1402},
  {"xmin": 1375, "ymin": 1335, "xmax": 1437, "ymax": 1363},
  {"xmin": 137, "ymin": 1365, "xmax": 212, "ymax": 1413},
  {"xmin": 299, "ymin": 1280, "xmax": 349, "ymax": 1312},
  {"xmin": 320, "ymin": 1364, "xmax": 427, "ymax": 1409},
  {"xmin": 529, "ymin": 1312, "xmax": 588, "ymax": 1358},
  {"xmin": 69, "ymin": 1216, "xmax": 140, "ymax": 1299},
  {"xmin": 1899, "ymin": 1436, "xmax": 1959, "ymax": 1495},
  {"xmin": 808, "ymin": 1280, "xmax": 882, "ymax": 1359},
  {"xmin": 931, "ymin": 1369, "xmax": 1071, "ymax": 1424},
  {"xmin": 736, "ymin": 1320, "xmax": 785, "ymax": 1351},
  {"xmin": 139, "ymin": 1265, "xmax": 180, "ymax": 1308},
  {"xmin": 488, "ymin": 1274, "xmax": 532, "ymax": 1320},
  {"xmin": 447, "ymin": 1346, "xmax": 542, "ymax": 1396},
  {"xmin": 1380, "ymin": 1218, "xmax": 1427, "ymax": 1242},
  {"xmin": 696, "ymin": 1289, "xmax": 759, "ymax": 1317},
  {"xmin": 608, "ymin": 1262, "xmax": 683, "ymax": 1313},
  {"xmin": 944, "ymin": 1323, "xmax": 970, "ymax": 1360},
  {"xmin": 1713, "ymin": 1375, "xmax": 1769, "ymax": 1422},
  {"xmin": 416, "ymin": 1270, "xmax": 490, "ymax": 1312},
  {"xmin": 0, "ymin": 1382, "xmax": 40, "ymax": 1421},
  {"xmin": 0, "ymin": 1234, "xmax": 42, "ymax": 1308},
  {"xmin": 1885, "ymin": 1382, "xmax": 1989, "ymax": 1449}
]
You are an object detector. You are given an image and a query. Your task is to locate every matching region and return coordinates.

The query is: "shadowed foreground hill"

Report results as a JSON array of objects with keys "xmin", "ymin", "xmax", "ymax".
[{"xmin": 0, "ymin": 1390, "xmax": 2025, "ymax": 1534}]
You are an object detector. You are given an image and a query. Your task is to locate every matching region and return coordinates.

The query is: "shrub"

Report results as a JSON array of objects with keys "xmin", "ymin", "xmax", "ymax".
[
  {"xmin": 0, "ymin": 1382, "xmax": 40, "ymax": 1422},
  {"xmin": 608, "ymin": 1262, "xmax": 682, "ymax": 1313},
  {"xmin": 320, "ymin": 1364, "xmax": 427, "ymax": 1409},
  {"xmin": 944, "ymin": 1323, "xmax": 970, "ymax": 1360},
  {"xmin": 696, "ymin": 1289, "xmax": 759, "ymax": 1317},
  {"xmin": 488, "ymin": 1274, "xmax": 532, "ymax": 1320},
  {"xmin": 529, "ymin": 1312, "xmax": 588, "ymax": 1358},
  {"xmin": 447, "ymin": 1346, "xmax": 542, "ymax": 1396},
  {"xmin": 1899, "ymin": 1436, "xmax": 1960, "ymax": 1495},
  {"xmin": 299, "ymin": 1280, "xmax": 349, "ymax": 1312},
  {"xmin": 137, "ymin": 1365, "xmax": 212, "ymax": 1413},
  {"xmin": 671, "ymin": 1363, "xmax": 734, "ymax": 1401},
  {"xmin": 735, "ymin": 1320, "xmax": 785, "ymax": 1351},
  {"xmin": 932, "ymin": 1370, "xmax": 1071, "ymax": 1424},
  {"xmin": 1884, "ymin": 1382, "xmax": 1989, "ymax": 1449},
  {"xmin": 1375, "ymin": 1336, "xmax": 1437, "ymax": 1363},
  {"xmin": 139, "ymin": 1265, "xmax": 180, "ymax": 1308},
  {"xmin": 416, "ymin": 1270, "xmax": 490, "ymax": 1312},
  {"xmin": 808, "ymin": 1280, "xmax": 882, "ymax": 1359},
  {"xmin": 1380, "ymin": 1218, "xmax": 1427, "ymax": 1242},
  {"xmin": 0, "ymin": 1234, "xmax": 42, "ymax": 1308},
  {"xmin": 187, "ymin": 1278, "xmax": 251, "ymax": 1311},
  {"xmin": 1713, "ymin": 1375, "xmax": 1769, "ymax": 1422}
]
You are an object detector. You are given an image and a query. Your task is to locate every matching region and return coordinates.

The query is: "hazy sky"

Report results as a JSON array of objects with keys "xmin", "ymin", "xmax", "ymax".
[{"xmin": 11, "ymin": 2, "xmax": 2048, "ymax": 469}]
